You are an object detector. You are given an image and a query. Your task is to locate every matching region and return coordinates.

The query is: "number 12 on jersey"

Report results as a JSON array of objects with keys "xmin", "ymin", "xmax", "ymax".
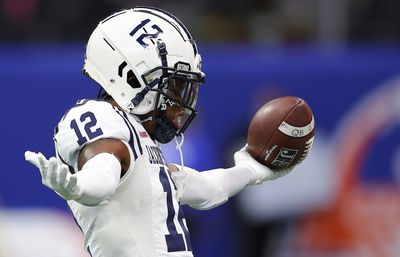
[{"xmin": 70, "ymin": 111, "xmax": 104, "ymax": 145}]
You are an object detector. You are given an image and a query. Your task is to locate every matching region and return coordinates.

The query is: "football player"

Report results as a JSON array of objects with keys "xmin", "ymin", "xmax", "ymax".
[{"xmin": 25, "ymin": 7, "xmax": 291, "ymax": 257}]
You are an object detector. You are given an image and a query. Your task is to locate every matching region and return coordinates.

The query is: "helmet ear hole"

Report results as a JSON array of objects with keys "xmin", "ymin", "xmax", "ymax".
[{"xmin": 127, "ymin": 70, "xmax": 141, "ymax": 89}]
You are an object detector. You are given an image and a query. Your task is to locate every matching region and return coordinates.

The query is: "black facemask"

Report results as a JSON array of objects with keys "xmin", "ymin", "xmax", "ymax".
[
  {"xmin": 153, "ymin": 115, "xmax": 176, "ymax": 144},
  {"xmin": 135, "ymin": 63, "xmax": 205, "ymax": 144}
]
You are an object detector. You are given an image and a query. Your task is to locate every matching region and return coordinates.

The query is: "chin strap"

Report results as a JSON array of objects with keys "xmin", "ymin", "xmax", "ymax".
[
  {"xmin": 172, "ymin": 134, "xmax": 186, "ymax": 199},
  {"xmin": 174, "ymin": 134, "xmax": 185, "ymax": 171},
  {"xmin": 140, "ymin": 116, "xmax": 153, "ymax": 123}
]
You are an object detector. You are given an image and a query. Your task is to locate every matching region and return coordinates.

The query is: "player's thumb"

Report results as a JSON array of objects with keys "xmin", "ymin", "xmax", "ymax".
[
  {"xmin": 233, "ymin": 147, "xmax": 250, "ymax": 165},
  {"xmin": 24, "ymin": 151, "xmax": 40, "ymax": 168}
]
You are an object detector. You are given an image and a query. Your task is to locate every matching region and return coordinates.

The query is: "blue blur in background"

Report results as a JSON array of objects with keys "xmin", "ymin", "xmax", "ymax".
[{"xmin": 2, "ymin": 43, "xmax": 400, "ymax": 256}]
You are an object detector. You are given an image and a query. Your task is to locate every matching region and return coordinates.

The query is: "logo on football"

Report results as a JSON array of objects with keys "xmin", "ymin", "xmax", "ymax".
[{"xmin": 271, "ymin": 147, "xmax": 299, "ymax": 167}]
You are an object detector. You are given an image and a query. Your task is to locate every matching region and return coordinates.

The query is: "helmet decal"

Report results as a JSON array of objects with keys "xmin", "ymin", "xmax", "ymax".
[
  {"xmin": 135, "ymin": 6, "xmax": 198, "ymax": 55},
  {"xmin": 129, "ymin": 19, "xmax": 164, "ymax": 48}
]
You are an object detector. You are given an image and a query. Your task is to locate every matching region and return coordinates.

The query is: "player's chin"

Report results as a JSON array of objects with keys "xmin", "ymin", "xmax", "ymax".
[
  {"xmin": 171, "ymin": 116, "xmax": 183, "ymax": 130},
  {"xmin": 164, "ymin": 106, "xmax": 184, "ymax": 130}
]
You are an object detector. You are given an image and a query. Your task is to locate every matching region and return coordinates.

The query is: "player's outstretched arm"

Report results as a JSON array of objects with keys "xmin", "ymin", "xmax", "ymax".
[
  {"xmin": 171, "ymin": 146, "xmax": 292, "ymax": 210},
  {"xmin": 25, "ymin": 139, "xmax": 128, "ymax": 206}
]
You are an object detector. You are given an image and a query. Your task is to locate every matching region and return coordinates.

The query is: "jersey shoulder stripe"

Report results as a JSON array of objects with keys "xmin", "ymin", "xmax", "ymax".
[
  {"xmin": 57, "ymin": 151, "xmax": 76, "ymax": 174},
  {"xmin": 113, "ymin": 108, "xmax": 144, "ymax": 160},
  {"xmin": 122, "ymin": 111, "xmax": 143, "ymax": 155}
]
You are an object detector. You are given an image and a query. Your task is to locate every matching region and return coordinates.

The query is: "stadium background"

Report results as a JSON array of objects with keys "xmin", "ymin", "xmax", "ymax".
[{"xmin": 1, "ymin": 1, "xmax": 400, "ymax": 256}]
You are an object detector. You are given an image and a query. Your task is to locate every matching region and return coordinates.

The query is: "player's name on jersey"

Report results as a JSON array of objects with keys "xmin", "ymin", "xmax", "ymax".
[{"xmin": 145, "ymin": 145, "xmax": 166, "ymax": 165}]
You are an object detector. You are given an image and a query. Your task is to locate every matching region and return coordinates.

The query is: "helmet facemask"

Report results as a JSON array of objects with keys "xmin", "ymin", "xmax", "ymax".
[{"xmin": 141, "ymin": 63, "xmax": 204, "ymax": 144}]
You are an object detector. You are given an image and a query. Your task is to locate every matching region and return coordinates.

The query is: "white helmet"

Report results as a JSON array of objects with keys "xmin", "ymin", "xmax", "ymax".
[{"xmin": 83, "ymin": 7, "xmax": 205, "ymax": 143}]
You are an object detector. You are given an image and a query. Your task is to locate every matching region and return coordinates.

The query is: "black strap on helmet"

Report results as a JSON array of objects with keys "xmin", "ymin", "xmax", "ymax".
[
  {"xmin": 131, "ymin": 40, "xmax": 168, "ymax": 107},
  {"xmin": 157, "ymin": 40, "xmax": 168, "ymax": 70}
]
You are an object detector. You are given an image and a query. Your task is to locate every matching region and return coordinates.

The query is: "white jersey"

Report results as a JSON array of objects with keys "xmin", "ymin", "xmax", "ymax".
[{"xmin": 53, "ymin": 99, "xmax": 193, "ymax": 257}]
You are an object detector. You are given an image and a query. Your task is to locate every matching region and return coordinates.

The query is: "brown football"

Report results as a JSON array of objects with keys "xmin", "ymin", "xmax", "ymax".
[{"xmin": 246, "ymin": 96, "xmax": 315, "ymax": 171}]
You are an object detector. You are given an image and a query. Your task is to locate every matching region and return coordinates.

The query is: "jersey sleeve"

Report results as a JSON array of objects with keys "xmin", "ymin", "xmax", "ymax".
[{"xmin": 53, "ymin": 100, "xmax": 130, "ymax": 171}]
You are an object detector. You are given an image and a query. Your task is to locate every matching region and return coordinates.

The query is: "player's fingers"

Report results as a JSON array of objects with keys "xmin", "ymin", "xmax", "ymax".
[
  {"xmin": 47, "ymin": 157, "xmax": 59, "ymax": 188},
  {"xmin": 38, "ymin": 154, "xmax": 49, "ymax": 175},
  {"xmin": 37, "ymin": 152, "xmax": 49, "ymax": 167},
  {"xmin": 233, "ymin": 148, "xmax": 250, "ymax": 163},
  {"xmin": 66, "ymin": 175, "xmax": 81, "ymax": 200},
  {"xmin": 66, "ymin": 175, "xmax": 78, "ymax": 194},
  {"xmin": 24, "ymin": 151, "xmax": 40, "ymax": 168},
  {"xmin": 277, "ymin": 168, "xmax": 292, "ymax": 178},
  {"xmin": 58, "ymin": 165, "xmax": 69, "ymax": 188}
]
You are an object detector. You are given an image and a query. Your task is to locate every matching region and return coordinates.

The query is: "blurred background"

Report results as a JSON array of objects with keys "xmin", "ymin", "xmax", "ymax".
[{"xmin": 1, "ymin": 0, "xmax": 400, "ymax": 256}]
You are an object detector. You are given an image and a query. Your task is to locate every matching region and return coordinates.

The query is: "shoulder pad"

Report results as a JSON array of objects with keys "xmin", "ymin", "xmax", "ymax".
[{"xmin": 54, "ymin": 100, "xmax": 132, "ymax": 168}]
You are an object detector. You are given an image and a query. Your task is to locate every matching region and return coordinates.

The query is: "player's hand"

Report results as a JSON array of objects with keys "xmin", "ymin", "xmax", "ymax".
[
  {"xmin": 234, "ymin": 146, "xmax": 292, "ymax": 185},
  {"xmin": 24, "ymin": 151, "xmax": 82, "ymax": 201}
]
